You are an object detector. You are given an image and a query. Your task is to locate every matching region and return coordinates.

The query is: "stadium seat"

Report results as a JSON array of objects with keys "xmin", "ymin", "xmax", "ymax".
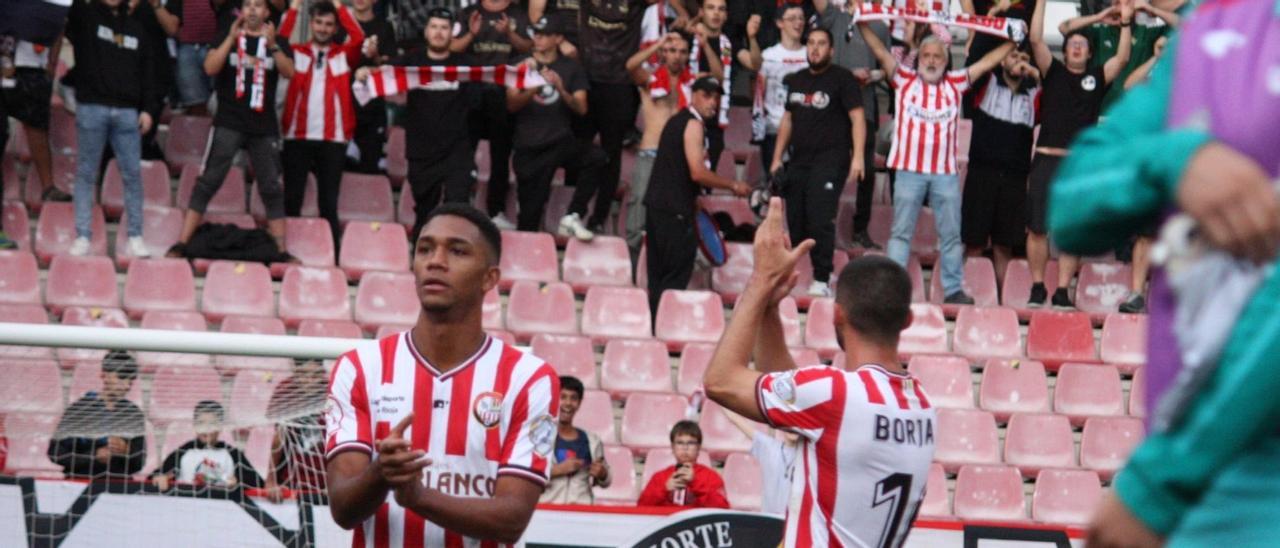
[
  {"xmin": 385, "ymin": 127, "xmax": 406, "ymax": 186},
  {"xmin": 163, "ymin": 114, "xmax": 213, "ymax": 176},
  {"xmin": 149, "ymin": 363, "xmax": 224, "ymax": 423},
  {"xmin": 1026, "ymin": 311, "xmax": 1097, "ymax": 371},
  {"xmin": 866, "ymin": 205, "xmax": 939, "ymax": 264},
  {"xmin": 539, "ymin": 184, "xmax": 577, "ymax": 242},
  {"xmin": 0, "ymin": 250, "xmax": 40, "ymax": 305},
  {"xmin": 1075, "ymin": 261, "xmax": 1133, "ymax": 319},
  {"xmin": 505, "ymin": 281, "xmax": 579, "ymax": 342},
  {"xmin": 242, "ymin": 426, "xmax": 276, "ymax": 478},
  {"xmin": 700, "ymin": 401, "xmax": 755, "ymax": 459},
  {"xmin": 640, "ymin": 448, "xmax": 714, "ymax": 489},
  {"xmin": 530, "ymin": 334, "xmax": 598, "ymax": 388},
  {"xmin": 396, "ymin": 185, "xmax": 416, "ymax": 227},
  {"xmin": 136, "ymin": 311, "xmax": 212, "ymax": 373},
  {"xmin": 176, "ymin": 164, "xmax": 246, "ymax": 214},
  {"xmin": 489, "ymin": 330, "xmax": 517, "ymax": 347},
  {"xmin": 68, "ymin": 359, "xmax": 143, "ymax": 404},
  {"xmin": 581, "ymin": 286, "xmax": 652, "ymax": 342},
  {"xmin": 1100, "ymin": 313, "xmax": 1146, "ymax": 374},
  {"xmin": 375, "ymin": 324, "xmax": 413, "ymax": 339},
  {"xmin": 562, "ymin": 236, "xmax": 633, "ymax": 293},
  {"xmin": 906, "ymin": 255, "xmax": 927, "ymax": 302},
  {"xmin": 789, "ymin": 252, "xmax": 849, "ymax": 308},
  {"xmin": 934, "ymin": 408, "xmax": 1000, "ymax": 472},
  {"xmin": 1032, "ymin": 469, "xmax": 1102, "ymax": 526},
  {"xmin": 907, "ymin": 355, "xmax": 973, "ymax": 409},
  {"xmin": 0, "ymin": 359, "xmax": 63, "ymax": 414},
  {"xmin": 1001, "ymin": 259, "xmax": 1060, "ymax": 319},
  {"xmin": 930, "ymin": 257, "xmax": 999, "ymax": 312},
  {"xmin": 899, "ymin": 303, "xmax": 949, "ymax": 358},
  {"xmin": 676, "ymin": 343, "xmax": 713, "ymax": 396},
  {"xmin": 1080, "ymin": 416, "xmax": 1144, "ymax": 480},
  {"xmin": 216, "ymin": 316, "xmax": 291, "ymax": 373},
  {"xmin": 45, "ymin": 255, "xmax": 119, "ymax": 314},
  {"xmin": 1054, "ymin": 364, "xmax": 1124, "ymax": 425},
  {"xmin": 920, "ymin": 463, "xmax": 952, "ymax": 518},
  {"xmin": 594, "ymin": 445, "xmax": 638, "ymax": 505},
  {"xmin": 620, "ymin": 393, "xmax": 689, "ymax": 452},
  {"xmin": 201, "ymin": 261, "xmax": 275, "ymax": 322},
  {"xmin": 0, "ymin": 304, "xmax": 52, "ymax": 359},
  {"xmin": 353, "ymin": 272, "xmax": 418, "ymax": 332},
  {"xmin": 2, "ymin": 201, "xmax": 31, "ymax": 251},
  {"xmin": 698, "ymin": 195, "xmax": 755, "ymax": 228},
  {"xmin": 21, "ymin": 154, "xmax": 76, "ymax": 213},
  {"xmin": 576, "ymin": 389, "xmax": 617, "ymax": 443},
  {"xmin": 298, "ymin": 319, "xmax": 363, "ymax": 339},
  {"xmin": 804, "ymin": 298, "xmax": 840, "ymax": 358},
  {"xmin": 498, "ymin": 231, "xmax": 559, "ymax": 289},
  {"xmin": 633, "ymin": 243, "xmax": 713, "ymax": 293},
  {"xmin": 2, "ymin": 414, "xmax": 62, "ymax": 476},
  {"xmin": 482, "ymin": 288, "xmax": 503, "ymax": 330},
  {"xmin": 710, "ymin": 242, "xmax": 753, "ymax": 304},
  {"xmin": 271, "ymin": 218, "xmax": 336, "ymax": 277},
  {"xmin": 977, "ymin": 359, "xmax": 1050, "ymax": 421},
  {"xmin": 953, "ymin": 465, "xmax": 1026, "ymax": 522},
  {"xmin": 36, "ymin": 202, "xmax": 107, "ymax": 263},
  {"xmin": 278, "ymin": 266, "xmax": 352, "ymax": 327},
  {"xmin": 101, "ymin": 159, "xmax": 171, "ymax": 219},
  {"xmin": 339, "ymin": 221, "xmax": 409, "ymax": 280},
  {"xmin": 790, "ymin": 347, "xmax": 821, "ymax": 368},
  {"xmin": 57, "ymin": 307, "xmax": 129, "ymax": 367},
  {"xmin": 600, "ymin": 339, "xmax": 673, "ymax": 398},
  {"xmin": 337, "ymin": 173, "xmax": 396, "ymax": 224},
  {"xmin": 952, "ymin": 306, "xmax": 1022, "ymax": 362},
  {"xmin": 654, "ymin": 290, "xmax": 725, "ymax": 351},
  {"xmin": 1129, "ymin": 367, "xmax": 1145, "ymax": 417},
  {"xmin": 228, "ymin": 369, "xmax": 282, "ymax": 426},
  {"xmin": 252, "ymin": 176, "xmax": 318, "ymax": 221},
  {"xmin": 1003, "ymin": 413, "xmax": 1076, "ymax": 476},
  {"xmin": 123, "ymin": 258, "xmax": 197, "ymax": 319},
  {"xmin": 723, "ymin": 452, "xmax": 763, "ymax": 511},
  {"xmin": 114, "ymin": 205, "xmax": 185, "ymax": 269}
]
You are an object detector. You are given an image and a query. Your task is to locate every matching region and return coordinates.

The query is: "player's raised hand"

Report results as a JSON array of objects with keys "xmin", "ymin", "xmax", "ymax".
[
  {"xmin": 751, "ymin": 197, "xmax": 813, "ymax": 295},
  {"xmin": 375, "ymin": 413, "xmax": 430, "ymax": 488}
]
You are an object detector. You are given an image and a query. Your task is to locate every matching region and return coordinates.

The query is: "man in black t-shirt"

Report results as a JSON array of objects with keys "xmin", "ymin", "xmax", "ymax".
[
  {"xmin": 768, "ymin": 28, "xmax": 864, "ymax": 298},
  {"xmin": 48, "ymin": 351, "xmax": 147, "ymax": 479},
  {"xmin": 349, "ymin": 0, "xmax": 398, "ymax": 174},
  {"xmin": 508, "ymin": 16, "xmax": 608, "ymax": 239}
]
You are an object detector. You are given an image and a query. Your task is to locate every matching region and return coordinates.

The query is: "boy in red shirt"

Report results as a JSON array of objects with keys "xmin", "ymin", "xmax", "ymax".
[{"xmin": 637, "ymin": 421, "xmax": 730, "ymax": 508}]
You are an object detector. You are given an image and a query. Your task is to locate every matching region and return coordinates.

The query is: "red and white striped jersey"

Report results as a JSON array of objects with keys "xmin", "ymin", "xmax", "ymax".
[
  {"xmin": 886, "ymin": 65, "xmax": 969, "ymax": 176},
  {"xmin": 325, "ymin": 332, "xmax": 560, "ymax": 547},
  {"xmin": 279, "ymin": 5, "xmax": 364, "ymax": 143},
  {"xmin": 755, "ymin": 364, "xmax": 936, "ymax": 548}
]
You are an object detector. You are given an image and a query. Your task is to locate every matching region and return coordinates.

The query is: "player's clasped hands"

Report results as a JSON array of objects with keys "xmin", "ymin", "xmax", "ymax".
[
  {"xmin": 750, "ymin": 197, "xmax": 815, "ymax": 302},
  {"xmin": 376, "ymin": 414, "xmax": 431, "ymax": 496}
]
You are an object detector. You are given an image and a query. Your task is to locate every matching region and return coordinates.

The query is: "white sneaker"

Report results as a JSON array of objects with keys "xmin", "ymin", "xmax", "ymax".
[
  {"xmin": 558, "ymin": 213, "xmax": 595, "ymax": 241},
  {"xmin": 128, "ymin": 236, "xmax": 151, "ymax": 258},
  {"xmin": 68, "ymin": 237, "xmax": 91, "ymax": 256},
  {"xmin": 808, "ymin": 280, "xmax": 831, "ymax": 298},
  {"xmin": 491, "ymin": 214, "xmax": 516, "ymax": 231}
]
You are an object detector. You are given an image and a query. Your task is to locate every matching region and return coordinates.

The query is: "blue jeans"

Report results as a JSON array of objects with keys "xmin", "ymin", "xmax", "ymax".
[
  {"xmin": 175, "ymin": 43, "xmax": 213, "ymax": 107},
  {"xmin": 75, "ymin": 103, "xmax": 143, "ymax": 238},
  {"xmin": 888, "ymin": 170, "xmax": 963, "ymax": 297}
]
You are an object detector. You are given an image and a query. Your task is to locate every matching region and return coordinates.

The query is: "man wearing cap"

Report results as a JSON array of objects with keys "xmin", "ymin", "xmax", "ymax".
[
  {"xmin": 507, "ymin": 15, "xmax": 608, "ymax": 239},
  {"xmin": 643, "ymin": 75, "xmax": 750, "ymax": 314}
]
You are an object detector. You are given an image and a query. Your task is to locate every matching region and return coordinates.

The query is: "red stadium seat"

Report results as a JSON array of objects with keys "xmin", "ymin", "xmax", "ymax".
[
  {"xmin": 1075, "ymin": 261, "xmax": 1133, "ymax": 320},
  {"xmin": 505, "ymin": 281, "xmax": 578, "ymax": 342},
  {"xmin": 0, "ymin": 359, "xmax": 63, "ymax": 414},
  {"xmin": 804, "ymin": 298, "xmax": 839, "ymax": 358},
  {"xmin": 57, "ymin": 307, "xmax": 128, "ymax": 367},
  {"xmin": 908, "ymin": 355, "xmax": 973, "ymax": 409},
  {"xmin": 723, "ymin": 452, "xmax": 763, "ymax": 511},
  {"xmin": 920, "ymin": 463, "xmax": 952, "ymax": 518},
  {"xmin": 953, "ymin": 465, "xmax": 1026, "ymax": 522},
  {"xmin": 115, "ymin": 205, "xmax": 185, "ymax": 269},
  {"xmin": 163, "ymin": 114, "xmax": 213, "ymax": 176},
  {"xmin": 45, "ymin": 255, "xmax": 119, "ymax": 314},
  {"xmin": 1054, "ymin": 364, "xmax": 1124, "ymax": 426},
  {"xmin": 0, "ymin": 250, "xmax": 40, "ymax": 304},
  {"xmin": 68, "ymin": 359, "xmax": 143, "ymax": 404},
  {"xmin": 0, "ymin": 304, "xmax": 52, "ymax": 360},
  {"xmin": 482, "ymin": 288, "xmax": 503, "ymax": 330},
  {"xmin": 176, "ymin": 164, "xmax": 246, "ymax": 213},
  {"xmin": 228, "ymin": 369, "xmax": 282, "ymax": 425},
  {"xmin": 3, "ymin": 414, "xmax": 62, "ymax": 476},
  {"xmin": 354, "ymin": 271, "xmax": 418, "ymax": 332},
  {"xmin": 700, "ymin": 401, "xmax": 756, "ymax": 459},
  {"xmin": 654, "ymin": 290, "xmax": 724, "ymax": 351},
  {"xmin": 498, "ymin": 231, "xmax": 559, "ymax": 289},
  {"xmin": 563, "ymin": 236, "xmax": 634, "ymax": 293},
  {"xmin": 576, "ymin": 389, "xmax": 617, "ymax": 443},
  {"xmin": 216, "ymin": 316, "xmax": 291, "ymax": 373},
  {"xmin": 123, "ymin": 259, "xmax": 196, "ymax": 319},
  {"xmin": 1026, "ymin": 311, "xmax": 1097, "ymax": 371},
  {"xmin": 1100, "ymin": 313, "xmax": 1146, "ymax": 374},
  {"xmin": 1032, "ymin": 469, "xmax": 1102, "ymax": 526},
  {"xmin": 530, "ymin": 334, "xmax": 598, "ymax": 388},
  {"xmin": 252, "ymin": 176, "xmax": 317, "ymax": 221},
  {"xmin": 278, "ymin": 266, "xmax": 352, "ymax": 327},
  {"xmin": 600, "ymin": 339, "xmax": 673, "ymax": 398},
  {"xmin": 594, "ymin": 445, "xmax": 637, "ymax": 505},
  {"xmin": 900, "ymin": 303, "xmax": 949, "ymax": 358},
  {"xmin": 952, "ymin": 307, "xmax": 1022, "ymax": 362},
  {"xmin": 581, "ymin": 286, "xmax": 652, "ymax": 342},
  {"xmin": 676, "ymin": 343, "xmax": 713, "ymax": 396},
  {"xmin": 298, "ymin": 319, "xmax": 363, "ymax": 338},
  {"xmin": 271, "ymin": 217, "xmax": 335, "ymax": 277},
  {"xmin": 201, "ymin": 261, "xmax": 275, "ymax": 322},
  {"xmin": 620, "ymin": 393, "xmax": 688, "ymax": 452},
  {"xmin": 339, "ymin": 221, "xmax": 409, "ymax": 280},
  {"xmin": 1129, "ymin": 367, "xmax": 1145, "ymax": 417},
  {"xmin": 640, "ymin": 448, "xmax": 713, "ymax": 489},
  {"xmin": 1080, "ymin": 416, "xmax": 1144, "ymax": 480},
  {"xmin": 136, "ymin": 311, "xmax": 211, "ymax": 373},
  {"xmin": 978, "ymin": 359, "xmax": 1050, "ymax": 421},
  {"xmin": 1003, "ymin": 413, "xmax": 1076, "ymax": 476},
  {"xmin": 337, "ymin": 173, "xmax": 395, "ymax": 224},
  {"xmin": 101, "ymin": 159, "xmax": 171, "ymax": 219},
  {"xmin": 36, "ymin": 202, "xmax": 106, "ymax": 264},
  {"xmin": 930, "ymin": 257, "xmax": 999, "ymax": 312},
  {"xmin": 934, "ymin": 408, "xmax": 1000, "ymax": 472},
  {"xmin": 1001, "ymin": 259, "xmax": 1060, "ymax": 319},
  {"xmin": 2, "ymin": 201, "xmax": 31, "ymax": 251},
  {"xmin": 149, "ymin": 364, "xmax": 223, "ymax": 424}
]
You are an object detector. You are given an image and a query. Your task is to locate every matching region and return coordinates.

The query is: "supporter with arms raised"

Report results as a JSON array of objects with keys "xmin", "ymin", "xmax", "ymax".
[
  {"xmin": 48, "ymin": 351, "xmax": 147, "ymax": 480},
  {"xmin": 540, "ymin": 375, "xmax": 611, "ymax": 504},
  {"xmin": 636, "ymin": 421, "xmax": 730, "ymax": 508}
]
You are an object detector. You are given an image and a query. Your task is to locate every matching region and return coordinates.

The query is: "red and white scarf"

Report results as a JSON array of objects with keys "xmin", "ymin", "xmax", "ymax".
[
  {"xmin": 235, "ymin": 32, "xmax": 268, "ymax": 112},
  {"xmin": 850, "ymin": 3, "xmax": 1028, "ymax": 43},
  {"xmin": 352, "ymin": 64, "xmax": 549, "ymax": 105},
  {"xmin": 648, "ymin": 65, "xmax": 696, "ymax": 109},
  {"xmin": 689, "ymin": 33, "xmax": 733, "ymax": 127}
]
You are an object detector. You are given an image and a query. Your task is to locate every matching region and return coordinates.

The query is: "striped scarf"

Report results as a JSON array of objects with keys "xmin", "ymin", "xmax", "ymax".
[
  {"xmin": 648, "ymin": 65, "xmax": 695, "ymax": 109},
  {"xmin": 353, "ymin": 64, "xmax": 547, "ymax": 105},
  {"xmin": 849, "ymin": 3, "xmax": 1028, "ymax": 43}
]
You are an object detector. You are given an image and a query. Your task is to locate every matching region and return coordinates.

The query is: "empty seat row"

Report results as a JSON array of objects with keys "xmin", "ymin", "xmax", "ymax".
[
  {"xmin": 912, "ymin": 358, "xmax": 1142, "ymax": 419},
  {"xmin": 934, "ymin": 407, "xmax": 1143, "ymax": 478},
  {"xmin": 925, "ymin": 464, "xmax": 1103, "ymax": 526}
]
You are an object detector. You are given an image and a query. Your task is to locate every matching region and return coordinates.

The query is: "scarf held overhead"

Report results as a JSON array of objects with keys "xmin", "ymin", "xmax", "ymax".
[
  {"xmin": 352, "ymin": 64, "xmax": 548, "ymax": 105},
  {"xmin": 848, "ymin": 3, "xmax": 1028, "ymax": 43}
]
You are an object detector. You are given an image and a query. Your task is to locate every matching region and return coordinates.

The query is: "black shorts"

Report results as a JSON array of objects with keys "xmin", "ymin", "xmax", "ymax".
[
  {"xmin": 1026, "ymin": 153, "xmax": 1064, "ymax": 235},
  {"xmin": 962, "ymin": 162, "xmax": 1028, "ymax": 248},
  {"xmin": 1, "ymin": 69, "xmax": 53, "ymax": 130}
]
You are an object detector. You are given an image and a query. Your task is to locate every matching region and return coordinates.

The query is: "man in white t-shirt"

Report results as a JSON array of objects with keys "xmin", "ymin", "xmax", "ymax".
[{"xmin": 743, "ymin": 5, "xmax": 807, "ymax": 176}]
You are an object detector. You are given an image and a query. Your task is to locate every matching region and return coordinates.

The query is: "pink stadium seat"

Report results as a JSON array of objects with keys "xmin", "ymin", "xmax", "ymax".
[
  {"xmin": 115, "ymin": 206, "xmax": 185, "ymax": 269},
  {"xmin": 136, "ymin": 311, "xmax": 211, "ymax": 373},
  {"xmin": 908, "ymin": 355, "xmax": 973, "ymax": 409},
  {"xmin": 242, "ymin": 426, "xmax": 274, "ymax": 475},
  {"xmin": 1129, "ymin": 367, "xmax": 1145, "ymax": 417},
  {"xmin": 375, "ymin": 324, "xmax": 413, "ymax": 339},
  {"xmin": 723, "ymin": 452, "xmax": 763, "ymax": 511},
  {"xmin": 790, "ymin": 347, "xmax": 821, "ymax": 367},
  {"xmin": 865, "ymin": 205, "xmax": 939, "ymax": 263},
  {"xmin": 101, "ymin": 159, "xmax": 171, "ymax": 219},
  {"xmin": 930, "ymin": 257, "xmax": 999, "ymax": 312},
  {"xmin": 788, "ymin": 252, "xmax": 849, "ymax": 308},
  {"xmin": 581, "ymin": 286, "xmax": 652, "ymax": 342},
  {"xmin": 3, "ymin": 414, "xmax": 62, "ymax": 476},
  {"xmin": 505, "ymin": 281, "xmax": 578, "ymax": 342},
  {"xmin": 252, "ymin": 176, "xmax": 318, "ymax": 221},
  {"xmin": 45, "ymin": 255, "xmax": 119, "ymax": 314},
  {"xmin": 489, "ymin": 330, "xmax": 517, "ymax": 347},
  {"xmin": 920, "ymin": 463, "xmax": 952, "ymax": 518},
  {"xmin": 0, "ymin": 304, "xmax": 52, "ymax": 360},
  {"xmin": 710, "ymin": 242, "xmax": 753, "ymax": 304},
  {"xmin": 934, "ymin": 408, "xmax": 1000, "ymax": 472},
  {"xmin": 339, "ymin": 221, "xmax": 409, "ymax": 280},
  {"xmin": 563, "ymin": 236, "xmax": 633, "ymax": 293},
  {"xmin": 539, "ymin": 184, "xmax": 577, "ymax": 242},
  {"xmin": 600, "ymin": 339, "xmax": 673, "ymax": 398},
  {"xmin": 1001, "ymin": 259, "xmax": 1060, "ymax": 319},
  {"xmin": 498, "ymin": 231, "xmax": 559, "ymax": 289},
  {"xmin": 385, "ymin": 127, "xmax": 407, "ymax": 186},
  {"xmin": 530, "ymin": 334, "xmax": 598, "ymax": 388},
  {"xmin": 906, "ymin": 255, "xmax": 927, "ymax": 302},
  {"xmin": 36, "ymin": 202, "xmax": 106, "ymax": 263},
  {"xmin": 228, "ymin": 370, "xmax": 281, "ymax": 425},
  {"xmin": 163, "ymin": 114, "xmax": 213, "ymax": 176},
  {"xmin": 354, "ymin": 271, "xmax": 418, "ymax": 332},
  {"xmin": 298, "ymin": 319, "xmax": 363, "ymax": 338},
  {"xmin": 900, "ymin": 303, "xmax": 949, "ymax": 357},
  {"xmin": 271, "ymin": 217, "xmax": 335, "ymax": 277},
  {"xmin": 633, "ymin": 243, "xmax": 713, "ymax": 293},
  {"xmin": 482, "ymin": 288, "xmax": 503, "ymax": 330},
  {"xmin": 1054, "ymin": 364, "xmax": 1124, "ymax": 425},
  {"xmin": 1075, "ymin": 261, "xmax": 1133, "ymax": 319},
  {"xmin": 576, "ymin": 389, "xmax": 617, "ymax": 443},
  {"xmin": 594, "ymin": 445, "xmax": 637, "ymax": 505},
  {"xmin": 2, "ymin": 201, "xmax": 31, "ymax": 251},
  {"xmin": 396, "ymin": 185, "xmax": 415, "ymax": 227},
  {"xmin": 804, "ymin": 298, "xmax": 840, "ymax": 357},
  {"xmin": 57, "ymin": 307, "xmax": 128, "ymax": 366},
  {"xmin": 1100, "ymin": 313, "xmax": 1146, "ymax": 374},
  {"xmin": 1026, "ymin": 311, "xmax": 1097, "ymax": 371},
  {"xmin": 654, "ymin": 290, "xmax": 724, "ymax": 351},
  {"xmin": 978, "ymin": 359, "xmax": 1050, "ymax": 421},
  {"xmin": 149, "ymin": 363, "xmax": 224, "ymax": 423},
  {"xmin": 700, "ymin": 401, "xmax": 755, "ymax": 459},
  {"xmin": 0, "ymin": 250, "xmax": 40, "ymax": 304},
  {"xmin": 640, "ymin": 448, "xmax": 713, "ymax": 489},
  {"xmin": 952, "ymin": 307, "xmax": 1022, "ymax": 362},
  {"xmin": 953, "ymin": 465, "xmax": 1026, "ymax": 522},
  {"xmin": 68, "ymin": 359, "xmax": 143, "ymax": 403},
  {"xmin": 1080, "ymin": 416, "xmax": 1144, "ymax": 480},
  {"xmin": 123, "ymin": 258, "xmax": 196, "ymax": 319},
  {"xmin": 777, "ymin": 297, "xmax": 804, "ymax": 348},
  {"xmin": 21, "ymin": 154, "xmax": 76, "ymax": 213},
  {"xmin": 176, "ymin": 164, "xmax": 246, "ymax": 213},
  {"xmin": 216, "ymin": 316, "xmax": 291, "ymax": 373},
  {"xmin": 620, "ymin": 393, "xmax": 688, "ymax": 452},
  {"xmin": 278, "ymin": 266, "xmax": 352, "ymax": 327},
  {"xmin": 0, "ymin": 359, "xmax": 63, "ymax": 414},
  {"xmin": 201, "ymin": 261, "xmax": 275, "ymax": 322},
  {"xmin": 1032, "ymin": 469, "xmax": 1102, "ymax": 526},
  {"xmin": 1003, "ymin": 413, "xmax": 1076, "ymax": 476},
  {"xmin": 698, "ymin": 195, "xmax": 755, "ymax": 228},
  {"xmin": 338, "ymin": 173, "xmax": 395, "ymax": 224},
  {"xmin": 676, "ymin": 343, "xmax": 713, "ymax": 395}
]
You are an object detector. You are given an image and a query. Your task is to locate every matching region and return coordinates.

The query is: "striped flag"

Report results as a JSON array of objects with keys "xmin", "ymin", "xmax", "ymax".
[
  {"xmin": 849, "ymin": 2, "xmax": 1028, "ymax": 43},
  {"xmin": 353, "ymin": 63, "xmax": 547, "ymax": 106},
  {"xmin": 1, "ymin": 0, "xmax": 73, "ymax": 46}
]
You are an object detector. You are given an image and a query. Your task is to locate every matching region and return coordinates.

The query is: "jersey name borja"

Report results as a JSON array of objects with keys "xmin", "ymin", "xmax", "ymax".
[
  {"xmin": 886, "ymin": 65, "xmax": 970, "ymax": 176},
  {"xmin": 325, "ymin": 332, "xmax": 560, "ymax": 547},
  {"xmin": 756, "ymin": 364, "xmax": 937, "ymax": 548}
]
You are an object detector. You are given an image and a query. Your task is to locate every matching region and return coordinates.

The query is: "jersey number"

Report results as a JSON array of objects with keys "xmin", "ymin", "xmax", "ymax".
[{"xmin": 871, "ymin": 473, "xmax": 919, "ymax": 548}]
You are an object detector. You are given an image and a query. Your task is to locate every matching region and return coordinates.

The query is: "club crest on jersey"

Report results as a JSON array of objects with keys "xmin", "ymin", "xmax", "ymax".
[
  {"xmin": 773, "ymin": 372, "xmax": 798, "ymax": 404},
  {"xmin": 529, "ymin": 414, "xmax": 557, "ymax": 456},
  {"xmin": 473, "ymin": 392, "xmax": 505, "ymax": 429},
  {"xmin": 324, "ymin": 394, "xmax": 346, "ymax": 433}
]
